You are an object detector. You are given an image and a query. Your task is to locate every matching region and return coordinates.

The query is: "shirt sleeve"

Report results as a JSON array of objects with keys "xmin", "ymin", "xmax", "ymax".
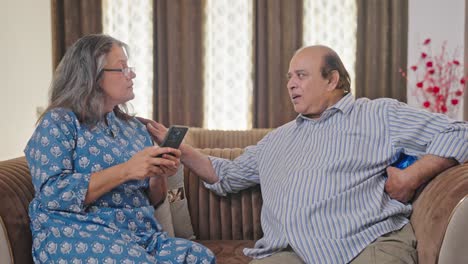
[
  {"xmin": 203, "ymin": 133, "xmax": 273, "ymax": 196},
  {"xmin": 24, "ymin": 109, "xmax": 91, "ymax": 213},
  {"xmin": 386, "ymin": 100, "xmax": 468, "ymax": 163}
]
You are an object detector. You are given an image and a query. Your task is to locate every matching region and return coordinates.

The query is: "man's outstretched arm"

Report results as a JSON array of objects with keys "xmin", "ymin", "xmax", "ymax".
[{"xmin": 138, "ymin": 117, "xmax": 220, "ymax": 184}]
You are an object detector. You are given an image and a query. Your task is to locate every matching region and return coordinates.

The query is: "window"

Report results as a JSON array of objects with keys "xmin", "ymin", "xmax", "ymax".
[
  {"xmin": 102, "ymin": 1, "xmax": 358, "ymax": 127},
  {"xmin": 102, "ymin": 0, "xmax": 154, "ymax": 118},
  {"xmin": 303, "ymin": 0, "xmax": 357, "ymax": 94},
  {"xmin": 203, "ymin": 0, "xmax": 254, "ymax": 130}
]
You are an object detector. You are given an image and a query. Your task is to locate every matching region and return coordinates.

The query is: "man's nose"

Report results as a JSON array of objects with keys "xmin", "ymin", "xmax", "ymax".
[{"xmin": 287, "ymin": 77, "xmax": 296, "ymax": 90}]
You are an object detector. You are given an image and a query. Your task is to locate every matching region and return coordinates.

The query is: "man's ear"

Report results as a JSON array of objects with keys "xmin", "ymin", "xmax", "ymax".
[{"xmin": 327, "ymin": 70, "xmax": 340, "ymax": 90}]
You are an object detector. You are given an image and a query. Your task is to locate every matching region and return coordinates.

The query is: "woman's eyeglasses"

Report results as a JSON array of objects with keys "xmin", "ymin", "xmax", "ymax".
[{"xmin": 100, "ymin": 66, "xmax": 135, "ymax": 79}]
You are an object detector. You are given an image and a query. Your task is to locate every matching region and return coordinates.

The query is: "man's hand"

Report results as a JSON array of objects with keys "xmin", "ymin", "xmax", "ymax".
[
  {"xmin": 385, "ymin": 166, "xmax": 418, "ymax": 203},
  {"xmin": 385, "ymin": 155, "xmax": 458, "ymax": 203},
  {"xmin": 137, "ymin": 117, "xmax": 168, "ymax": 145}
]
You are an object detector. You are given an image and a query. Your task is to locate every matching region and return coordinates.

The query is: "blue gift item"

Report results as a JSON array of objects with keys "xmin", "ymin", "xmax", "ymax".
[{"xmin": 392, "ymin": 153, "xmax": 418, "ymax": 169}]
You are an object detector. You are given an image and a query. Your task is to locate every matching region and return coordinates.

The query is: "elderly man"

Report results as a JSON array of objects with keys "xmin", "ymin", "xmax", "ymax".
[{"xmin": 144, "ymin": 46, "xmax": 468, "ymax": 263}]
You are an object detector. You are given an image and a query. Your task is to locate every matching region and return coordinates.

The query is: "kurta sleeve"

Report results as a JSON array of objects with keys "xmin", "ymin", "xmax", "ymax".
[
  {"xmin": 386, "ymin": 100, "xmax": 468, "ymax": 163},
  {"xmin": 24, "ymin": 109, "xmax": 91, "ymax": 213}
]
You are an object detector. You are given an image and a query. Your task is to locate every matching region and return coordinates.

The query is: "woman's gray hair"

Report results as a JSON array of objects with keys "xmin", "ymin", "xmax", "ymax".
[{"xmin": 40, "ymin": 34, "xmax": 131, "ymax": 125}]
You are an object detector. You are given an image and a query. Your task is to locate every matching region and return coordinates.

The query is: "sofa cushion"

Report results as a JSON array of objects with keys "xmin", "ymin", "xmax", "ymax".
[
  {"xmin": 154, "ymin": 197, "xmax": 175, "ymax": 237},
  {"xmin": 168, "ymin": 165, "xmax": 195, "ymax": 239},
  {"xmin": 198, "ymin": 240, "xmax": 255, "ymax": 263}
]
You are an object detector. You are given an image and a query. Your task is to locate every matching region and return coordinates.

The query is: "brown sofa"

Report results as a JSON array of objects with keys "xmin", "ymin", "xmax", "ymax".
[{"xmin": 1, "ymin": 128, "xmax": 467, "ymax": 264}]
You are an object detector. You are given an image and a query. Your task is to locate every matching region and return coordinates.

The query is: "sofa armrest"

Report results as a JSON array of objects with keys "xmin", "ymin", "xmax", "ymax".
[
  {"xmin": 184, "ymin": 148, "xmax": 263, "ymax": 240},
  {"xmin": 410, "ymin": 162, "xmax": 468, "ymax": 264},
  {"xmin": 438, "ymin": 196, "xmax": 468, "ymax": 264},
  {"xmin": 0, "ymin": 157, "xmax": 34, "ymax": 263},
  {"xmin": 0, "ymin": 216, "xmax": 14, "ymax": 264}
]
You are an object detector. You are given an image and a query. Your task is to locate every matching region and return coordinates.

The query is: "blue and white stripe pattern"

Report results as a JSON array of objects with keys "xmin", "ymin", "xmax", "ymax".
[{"xmin": 205, "ymin": 94, "xmax": 468, "ymax": 263}]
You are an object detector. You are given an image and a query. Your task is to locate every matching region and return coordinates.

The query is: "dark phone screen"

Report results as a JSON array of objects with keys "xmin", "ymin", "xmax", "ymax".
[{"xmin": 156, "ymin": 126, "xmax": 188, "ymax": 157}]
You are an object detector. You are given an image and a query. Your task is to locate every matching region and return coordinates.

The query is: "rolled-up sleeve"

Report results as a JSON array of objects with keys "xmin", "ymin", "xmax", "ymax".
[
  {"xmin": 204, "ymin": 144, "xmax": 262, "ymax": 196},
  {"xmin": 387, "ymin": 100, "xmax": 468, "ymax": 163}
]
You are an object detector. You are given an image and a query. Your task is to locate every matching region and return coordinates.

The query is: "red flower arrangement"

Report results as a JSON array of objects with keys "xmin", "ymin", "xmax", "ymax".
[{"xmin": 401, "ymin": 38, "xmax": 466, "ymax": 118}]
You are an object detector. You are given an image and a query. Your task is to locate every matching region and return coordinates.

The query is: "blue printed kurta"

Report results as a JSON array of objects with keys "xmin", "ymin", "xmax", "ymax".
[{"xmin": 25, "ymin": 108, "xmax": 214, "ymax": 264}]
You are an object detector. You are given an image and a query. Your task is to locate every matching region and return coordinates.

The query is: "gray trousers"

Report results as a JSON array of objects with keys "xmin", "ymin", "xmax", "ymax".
[{"xmin": 249, "ymin": 223, "xmax": 418, "ymax": 264}]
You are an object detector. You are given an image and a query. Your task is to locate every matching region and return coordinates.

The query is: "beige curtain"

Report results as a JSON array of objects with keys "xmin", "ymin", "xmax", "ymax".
[
  {"xmin": 153, "ymin": 0, "xmax": 204, "ymax": 127},
  {"xmin": 253, "ymin": 0, "xmax": 303, "ymax": 128},
  {"xmin": 355, "ymin": 0, "xmax": 408, "ymax": 101},
  {"xmin": 51, "ymin": 0, "xmax": 102, "ymax": 69}
]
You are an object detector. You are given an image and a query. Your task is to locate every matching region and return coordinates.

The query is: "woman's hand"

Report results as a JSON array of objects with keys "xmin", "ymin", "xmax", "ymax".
[
  {"xmin": 136, "ymin": 117, "xmax": 168, "ymax": 145},
  {"xmin": 154, "ymin": 150, "xmax": 181, "ymax": 178},
  {"xmin": 122, "ymin": 146, "xmax": 181, "ymax": 181}
]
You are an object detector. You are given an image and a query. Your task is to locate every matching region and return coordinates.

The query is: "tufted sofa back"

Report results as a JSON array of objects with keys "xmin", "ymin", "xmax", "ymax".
[{"xmin": 183, "ymin": 128, "xmax": 272, "ymax": 240}]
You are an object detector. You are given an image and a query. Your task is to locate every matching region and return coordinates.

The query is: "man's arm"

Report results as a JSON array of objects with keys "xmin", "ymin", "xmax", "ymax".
[
  {"xmin": 385, "ymin": 154, "xmax": 458, "ymax": 202},
  {"xmin": 384, "ymin": 100, "xmax": 467, "ymax": 203},
  {"xmin": 138, "ymin": 116, "xmax": 219, "ymax": 184},
  {"xmin": 178, "ymin": 143, "xmax": 219, "ymax": 184}
]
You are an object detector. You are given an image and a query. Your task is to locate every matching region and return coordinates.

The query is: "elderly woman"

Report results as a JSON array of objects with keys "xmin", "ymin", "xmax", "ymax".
[{"xmin": 25, "ymin": 34, "xmax": 215, "ymax": 263}]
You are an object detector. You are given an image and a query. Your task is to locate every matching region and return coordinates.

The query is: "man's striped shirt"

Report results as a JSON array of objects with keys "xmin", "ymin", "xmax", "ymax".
[{"xmin": 205, "ymin": 94, "xmax": 468, "ymax": 263}]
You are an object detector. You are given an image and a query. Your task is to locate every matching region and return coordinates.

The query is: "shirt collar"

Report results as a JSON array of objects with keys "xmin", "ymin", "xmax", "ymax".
[
  {"xmin": 105, "ymin": 111, "xmax": 117, "ymax": 124},
  {"xmin": 295, "ymin": 93, "xmax": 355, "ymax": 124},
  {"xmin": 331, "ymin": 92, "xmax": 355, "ymax": 115}
]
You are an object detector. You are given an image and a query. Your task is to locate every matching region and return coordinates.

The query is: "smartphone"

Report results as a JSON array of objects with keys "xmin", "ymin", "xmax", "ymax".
[{"xmin": 156, "ymin": 126, "xmax": 189, "ymax": 157}]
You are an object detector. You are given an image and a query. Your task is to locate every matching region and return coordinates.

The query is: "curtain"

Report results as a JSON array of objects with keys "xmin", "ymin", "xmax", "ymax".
[
  {"xmin": 253, "ymin": 0, "xmax": 303, "ymax": 128},
  {"xmin": 153, "ymin": 0, "xmax": 204, "ymax": 127},
  {"xmin": 355, "ymin": 0, "xmax": 408, "ymax": 101},
  {"xmin": 51, "ymin": 0, "xmax": 102, "ymax": 69}
]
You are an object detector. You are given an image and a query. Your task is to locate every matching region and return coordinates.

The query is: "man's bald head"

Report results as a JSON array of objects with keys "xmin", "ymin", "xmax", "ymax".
[{"xmin": 294, "ymin": 45, "xmax": 351, "ymax": 93}]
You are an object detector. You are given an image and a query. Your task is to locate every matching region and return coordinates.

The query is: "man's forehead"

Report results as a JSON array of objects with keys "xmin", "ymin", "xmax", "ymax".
[
  {"xmin": 289, "ymin": 50, "xmax": 322, "ymax": 71},
  {"xmin": 296, "ymin": 47, "xmax": 325, "ymax": 61}
]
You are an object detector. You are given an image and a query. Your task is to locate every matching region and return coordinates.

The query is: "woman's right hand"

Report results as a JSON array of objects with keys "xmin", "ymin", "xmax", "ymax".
[{"xmin": 122, "ymin": 146, "xmax": 179, "ymax": 181}]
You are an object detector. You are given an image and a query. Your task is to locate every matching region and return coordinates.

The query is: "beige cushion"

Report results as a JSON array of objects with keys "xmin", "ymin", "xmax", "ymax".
[
  {"xmin": 168, "ymin": 165, "xmax": 195, "ymax": 239},
  {"xmin": 154, "ymin": 196, "xmax": 175, "ymax": 237},
  {"xmin": 438, "ymin": 196, "xmax": 468, "ymax": 264},
  {"xmin": 0, "ymin": 216, "xmax": 14, "ymax": 264}
]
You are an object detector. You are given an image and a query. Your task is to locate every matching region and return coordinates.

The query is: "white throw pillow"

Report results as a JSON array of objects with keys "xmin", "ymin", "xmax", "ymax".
[
  {"xmin": 168, "ymin": 165, "xmax": 195, "ymax": 239},
  {"xmin": 154, "ymin": 197, "xmax": 175, "ymax": 237}
]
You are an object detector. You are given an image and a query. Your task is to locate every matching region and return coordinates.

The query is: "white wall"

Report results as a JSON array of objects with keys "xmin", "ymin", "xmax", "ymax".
[
  {"xmin": 1, "ymin": 0, "xmax": 52, "ymax": 160},
  {"xmin": 408, "ymin": 0, "xmax": 465, "ymax": 120}
]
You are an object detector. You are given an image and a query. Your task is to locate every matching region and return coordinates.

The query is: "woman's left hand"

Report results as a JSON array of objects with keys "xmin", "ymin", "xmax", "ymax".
[
  {"xmin": 148, "ymin": 149, "xmax": 181, "ymax": 206},
  {"xmin": 156, "ymin": 149, "xmax": 181, "ymax": 178}
]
